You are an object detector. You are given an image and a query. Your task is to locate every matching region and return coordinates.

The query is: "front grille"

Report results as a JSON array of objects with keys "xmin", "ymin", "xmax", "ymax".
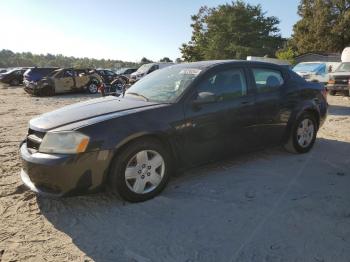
[
  {"xmin": 334, "ymin": 76, "xmax": 350, "ymax": 85},
  {"xmin": 27, "ymin": 128, "xmax": 45, "ymax": 152}
]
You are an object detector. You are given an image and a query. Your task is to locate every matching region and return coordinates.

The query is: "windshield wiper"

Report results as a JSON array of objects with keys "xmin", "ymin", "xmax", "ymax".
[{"xmin": 126, "ymin": 92, "xmax": 149, "ymax": 101}]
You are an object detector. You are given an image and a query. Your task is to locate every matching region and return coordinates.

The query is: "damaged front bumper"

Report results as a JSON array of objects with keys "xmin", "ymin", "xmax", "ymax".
[{"xmin": 19, "ymin": 142, "xmax": 113, "ymax": 196}]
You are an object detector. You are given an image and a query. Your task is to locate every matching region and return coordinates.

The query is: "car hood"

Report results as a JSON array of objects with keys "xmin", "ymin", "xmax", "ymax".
[
  {"xmin": 295, "ymin": 71, "xmax": 314, "ymax": 76},
  {"xmin": 30, "ymin": 96, "xmax": 163, "ymax": 131}
]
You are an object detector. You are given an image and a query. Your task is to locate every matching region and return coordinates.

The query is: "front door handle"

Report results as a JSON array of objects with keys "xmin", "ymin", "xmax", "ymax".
[{"xmin": 241, "ymin": 100, "xmax": 253, "ymax": 105}]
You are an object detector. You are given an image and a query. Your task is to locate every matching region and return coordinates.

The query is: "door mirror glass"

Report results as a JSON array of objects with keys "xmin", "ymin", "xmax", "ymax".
[{"xmin": 193, "ymin": 92, "xmax": 217, "ymax": 105}]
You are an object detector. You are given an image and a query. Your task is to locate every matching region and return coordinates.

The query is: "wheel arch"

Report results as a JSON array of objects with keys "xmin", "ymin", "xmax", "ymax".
[
  {"xmin": 283, "ymin": 103, "xmax": 321, "ymax": 143},
  {"xmin": 103, "ymin": 131, "xmax": 178, "ymax": 184}
]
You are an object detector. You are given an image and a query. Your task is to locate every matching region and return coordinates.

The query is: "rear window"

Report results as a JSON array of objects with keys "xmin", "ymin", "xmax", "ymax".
[
  {"xmin": 26, "ymin": 68, "xmax": 57, "ymax": 76},
  {"xmin": 252, "ymin": 68, "xmax": 284, "ymax": 93}
]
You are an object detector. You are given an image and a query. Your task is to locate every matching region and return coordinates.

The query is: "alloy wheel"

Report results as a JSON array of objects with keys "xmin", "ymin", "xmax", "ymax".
[
  {"xmin": 296, "ymin": 119, "xmax": 315, "ymax": 148},
  {"xmin": 88, "ymin": 83, "xmax": 98, "ymax": 93},
  {"xmin": 124, "ymin": 150, "xmax": 165, "ymax": 194}
]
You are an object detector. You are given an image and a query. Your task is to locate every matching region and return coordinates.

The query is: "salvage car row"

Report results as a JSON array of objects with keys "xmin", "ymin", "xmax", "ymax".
[{"xmin": 0, "ymin": 62, "xmax": 176, "ymax": 96}]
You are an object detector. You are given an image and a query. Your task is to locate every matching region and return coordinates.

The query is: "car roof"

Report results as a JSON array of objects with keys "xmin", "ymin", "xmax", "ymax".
[{"xmin": 173, "ymin": 60, "xmax": 282, "ymax": 70}]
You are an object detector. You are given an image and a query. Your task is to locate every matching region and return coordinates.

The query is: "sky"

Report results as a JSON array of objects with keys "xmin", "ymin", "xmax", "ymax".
[{"xmin": 0, "ymin": 0, "xmax": 299, "ymax": 62}]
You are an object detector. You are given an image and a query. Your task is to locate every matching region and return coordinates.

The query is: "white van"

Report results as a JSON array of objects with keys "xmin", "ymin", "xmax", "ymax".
[
  {"xmin": 293, "ymin": 61, "xmax": 340, "ymax": 84},
  {"xmin": 129, "ymin": 62, "xmax": 174, "ymax": 84}
]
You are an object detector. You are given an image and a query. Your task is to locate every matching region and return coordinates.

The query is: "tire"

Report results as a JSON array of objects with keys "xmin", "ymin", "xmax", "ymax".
[
  {"xmin": 111, "ymin": 79, "xmax": 125, "ymax": 96},
  {"xmin": 284, "ymin": 113, "xmax": 317, "ymax": 154},
  {"xmin": 10, "ymin": 79, "xmax": 19, "ymax": 86},
  {"xmin": 42, "ymin": 85, "xmax": 55, "ymax": 96},
  {"xmin": 108, "ymin": 138, "xmax": 172, "ymax": 202},
  {"xmin": 329, "ymin": 90, "xmax": 336, "ymax": 96},
  {"xmin": 87, "ymin": 80, "xmax": 99, "ymax": 94}
]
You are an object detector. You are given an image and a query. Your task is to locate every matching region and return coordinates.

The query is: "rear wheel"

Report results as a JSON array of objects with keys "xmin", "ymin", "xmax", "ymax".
[
  {"xmin": 284, "ymin": 113, "xmax": 317, "ymax": 154},
  {"xmin": 108, "ymin": 138, "xmax": 171, "ymax": 202},
  {"xmin": 87, "ymin": 80, "xmax": 99, "ymax": 94}
]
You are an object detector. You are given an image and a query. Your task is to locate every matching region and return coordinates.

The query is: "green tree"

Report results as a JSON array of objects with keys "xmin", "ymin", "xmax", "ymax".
[
  {"xmin": 180, "ymin": 1, "xmax": 284, "ymax": 61},
  {"xmin": 140, "ymin": 57, "xmax": 153, "ymax": 64},
  {"xmin": 276, "ymin": 46, "xmax": 297, "ymax": 64},
  {"xmin": 175, "ymin": 58, "xmax": 183, "ymax": 63},
  {"xmin": 159, "ymin": 57, "xmax": 173, "ymax": 62},
  {"xmin": 292, "ymin": 0, "xmax": 350, "ymax": 53},
  {"xmin": 0, "ymin": 49, "xmax": 140, "ymax": 69}
]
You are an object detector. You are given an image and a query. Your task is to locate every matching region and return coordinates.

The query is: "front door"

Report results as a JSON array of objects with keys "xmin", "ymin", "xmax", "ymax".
[{"xmin": 183, "ymin": 66, "xmax": 256, "ymax": 166}]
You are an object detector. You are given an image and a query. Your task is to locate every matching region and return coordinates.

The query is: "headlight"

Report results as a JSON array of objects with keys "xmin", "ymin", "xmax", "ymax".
[{"xmin": 39, "ymin": 131, "xmax": 90, "ymax": 154}]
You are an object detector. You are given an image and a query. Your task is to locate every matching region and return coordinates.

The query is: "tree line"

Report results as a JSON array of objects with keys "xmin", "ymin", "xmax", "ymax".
[
  {"xmin": 181, "ymin": 0, "xmax": 350, "ymax": 64},
  {"xmin": 0, "ymin": 49, "xmax": 178, "ymax": 69}
]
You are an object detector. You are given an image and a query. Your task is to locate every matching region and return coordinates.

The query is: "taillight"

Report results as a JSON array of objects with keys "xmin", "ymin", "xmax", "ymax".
[{"xmin": 328, "ymin": 78, "xmax": 335, "ymax": 85}]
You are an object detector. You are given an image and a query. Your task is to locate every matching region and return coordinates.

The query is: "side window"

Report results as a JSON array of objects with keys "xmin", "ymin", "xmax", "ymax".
[
  {"xmin": 197, "ymin": 68, "xmax": 247, "ymax": 101},
  {"xmin": 148, "ymin": 65, "xmax": 159, "ymax": 74},
  {"xmin": 105, "ymin": 70, "xmax": 115, "ymax": 76},
  {"xmin": 252, "ymin": 68, "xmax": 284, "ymax": 93},
  {"xmin": 64, "ymin": 70, "xmax": 74, "ymax": 77}
]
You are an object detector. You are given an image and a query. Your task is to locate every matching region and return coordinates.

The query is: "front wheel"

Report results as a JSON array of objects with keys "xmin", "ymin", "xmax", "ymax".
[
  {"xmin": 108, "ymin": 138, "xmax": 171, "ymax": 202},
  {"xmin": 284, "ymin": 113, "xmax": 317, "ymax": 154}
]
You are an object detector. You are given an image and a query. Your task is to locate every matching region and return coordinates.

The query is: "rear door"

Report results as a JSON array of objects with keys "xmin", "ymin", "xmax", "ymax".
[
  {"xmin": 248, "ymin": 66, "xmax": 287, "ymax": 145},
  {"xmin": 54, "ymin": 69, "xmax": 74, "ymax": 92}
]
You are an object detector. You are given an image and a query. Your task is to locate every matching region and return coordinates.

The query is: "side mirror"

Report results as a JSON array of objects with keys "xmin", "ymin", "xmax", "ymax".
[{"xmin": 192, "ymin": 92, "xmax": 217, "ymax": 106}]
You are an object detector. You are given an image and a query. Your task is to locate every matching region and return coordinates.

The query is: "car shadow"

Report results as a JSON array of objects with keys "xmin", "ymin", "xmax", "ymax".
[
  {"xmin": 37, "ymin": 138, "xmax": 350, "ymax": 262},
  {"xmin": 328, "ymin": 104, "xmax": 350, "ymax": 116}
]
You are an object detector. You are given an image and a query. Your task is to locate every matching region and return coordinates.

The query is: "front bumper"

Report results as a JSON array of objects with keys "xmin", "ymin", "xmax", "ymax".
[{"xmin": 20, "ymin": 143, "xmax": 113, "ymax": 196}]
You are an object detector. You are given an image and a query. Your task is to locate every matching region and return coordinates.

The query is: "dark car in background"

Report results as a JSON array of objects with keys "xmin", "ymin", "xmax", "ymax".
[
  {"xmin": 20, "ymin": 60, "xmax": 327, "ymax": 202},
  {"xmin": 96, "ymin": 69, "xmax": 120, "ymax": 84},
  {"xmin": 0, "ymin": 68, "xmax": 29, "ymax": 86},
  {"xmin": 116, "ymin": 67, "xmax": 137, "ymax": 78},
  {"xmin": 23, "ymin": 67, "xmax": 59, "ymax": 89}
]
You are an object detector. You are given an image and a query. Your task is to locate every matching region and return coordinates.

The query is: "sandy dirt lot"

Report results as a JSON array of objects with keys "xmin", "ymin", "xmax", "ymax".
[{"xmin": 0, "ymin": 84, "xmax": 349, "ymax": 262}]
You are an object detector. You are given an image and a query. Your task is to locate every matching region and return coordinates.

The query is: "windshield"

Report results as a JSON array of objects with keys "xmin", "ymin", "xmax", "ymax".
[
  {"xmin": 116, "ymin": 68, "xmax": 127, "ymax": 74},
  {"xmin": 47, "ymin": 69, "xmax": 61, "ymax": 77},
  {"xmin": 335, "ymin": 62, "xmax": 350, "ymax": 72},
  {"xmin": 136, "ymin": 64, "xmax": 153, "ymax": 74},
  {"xmin": 293, "ymin": 63, "xmax": 324, "ymax": 73},
  {"xmin": 125, "ymin": 65, "xmax": 201, "ymax": 103}
]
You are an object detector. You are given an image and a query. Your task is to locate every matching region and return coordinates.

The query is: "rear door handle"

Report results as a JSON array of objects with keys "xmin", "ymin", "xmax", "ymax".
[{"xmin": 241, "ymin": 100, "xmax": 253, "ymax": 105}]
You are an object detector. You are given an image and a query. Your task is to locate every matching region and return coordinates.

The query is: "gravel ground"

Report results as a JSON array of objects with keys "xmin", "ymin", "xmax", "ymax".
[{"xmin": 0, "ymin": 85, "xmax": 349, "ymax": 262}]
